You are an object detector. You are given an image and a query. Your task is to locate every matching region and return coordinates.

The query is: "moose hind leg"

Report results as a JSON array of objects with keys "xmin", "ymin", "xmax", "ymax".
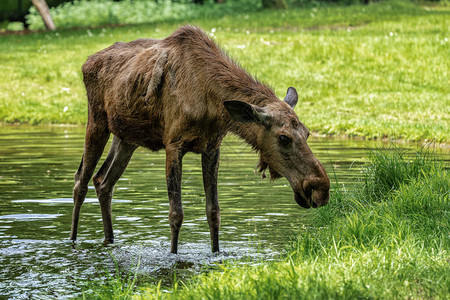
[
  {"xmin": 93, "ymin": 135, "xmax": 137, "ymax": 244},
  {"xmin": 71, "ymin": 121, "xmax": 110, "ymax": 242},
  {"xmin": 202, "ymin": 147, "xmax": 221, "ymax": 253}
]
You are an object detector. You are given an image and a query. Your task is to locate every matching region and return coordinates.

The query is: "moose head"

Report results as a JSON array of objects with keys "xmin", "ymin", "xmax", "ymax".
[{"xmin": 224, "ymin": 87, "xmax": 330, "ymax": 208}]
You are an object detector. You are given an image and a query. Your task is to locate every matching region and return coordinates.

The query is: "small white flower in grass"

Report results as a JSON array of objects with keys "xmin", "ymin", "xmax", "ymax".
[
  {"xmin": 211, "ymin": 28, "xmax": 216, "ymax": 33},
  {"xmin": 61, "ymin": 87, "xmax": 70, "ymax": 93},
  {"xmin": 63, "ymin": 106, "xmax": 69, "ymax": 112},
  {"xmin": 389, "ymin": 32, "xmax": 394, "ymax": 37},
  {"xmin": 260, "ymin": 38, "xmax": 271, "ymax": 46},
  {"xmin": 236, "ymin": 45, "xmax": 246, "ymax": 49}
]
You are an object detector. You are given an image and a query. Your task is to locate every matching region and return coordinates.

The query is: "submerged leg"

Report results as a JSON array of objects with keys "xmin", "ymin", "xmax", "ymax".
[
  {"xmin": 202, "ymin": 147, "xmax": 221, "ymax": 253},
  {"xmin": 166, "ymin": 143, "xmax": 185, "ymax": 254},
  {"xmin": 71, "ymin": 120, "xmax": 110, "ymax": 242},
  {"xmin": 93, "ymin": 135, "xmax": 137, "ymax": 244}
]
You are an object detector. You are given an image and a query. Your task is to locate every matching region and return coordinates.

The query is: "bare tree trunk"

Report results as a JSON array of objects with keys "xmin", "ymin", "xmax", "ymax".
[{"xmin": 31, "ymin": 0, "xmax": 56, "ymax": 31}]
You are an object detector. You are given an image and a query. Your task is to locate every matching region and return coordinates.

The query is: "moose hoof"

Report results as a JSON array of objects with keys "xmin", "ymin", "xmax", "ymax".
[{"xmin": 103, "ymin": 238, "xmax": 114, "ymax": 245}]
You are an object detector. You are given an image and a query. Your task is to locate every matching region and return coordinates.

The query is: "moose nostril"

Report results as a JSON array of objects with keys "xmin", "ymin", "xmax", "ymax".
[{"xmin": 303, "ymin": 176, "xmax": 330, "ymax": 208}]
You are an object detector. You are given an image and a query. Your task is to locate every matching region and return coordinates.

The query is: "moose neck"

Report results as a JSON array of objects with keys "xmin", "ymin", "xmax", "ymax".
[
  {"xmin": 228, "ymin": 119, "xmax": 265, "ymax": 150},
  {"xmin": 214, "ymin": 77, "xmax": 276, "ymax": 150},
  {"xmin": 207, "ymin": 64, "xmax": 277, "ymax": 150}
]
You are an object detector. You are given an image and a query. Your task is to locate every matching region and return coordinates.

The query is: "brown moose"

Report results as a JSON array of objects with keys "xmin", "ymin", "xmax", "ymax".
[{"xmin": 70, "ymin": 25, "xmax": 330, "ymax": 254}]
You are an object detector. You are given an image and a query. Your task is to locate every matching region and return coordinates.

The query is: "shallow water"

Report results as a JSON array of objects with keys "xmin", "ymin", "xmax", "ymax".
[{"xmin": 0, "ymin": 126, "xmax": 446, "ymax": 299}]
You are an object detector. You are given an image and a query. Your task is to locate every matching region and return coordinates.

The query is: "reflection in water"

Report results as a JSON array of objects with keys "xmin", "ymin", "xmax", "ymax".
[
  {"xmin": 0, "ymin": 126, "xmax": 446, "ymax": 298},
  {"xmin": 0, "ymin": 213, "xmax": 64, "ymax": 220}
]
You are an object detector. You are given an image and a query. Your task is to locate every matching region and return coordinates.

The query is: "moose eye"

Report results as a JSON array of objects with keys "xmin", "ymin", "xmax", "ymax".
[{"xmin": 278, "ymin": 135, "xmax": 291, "ymax": 146}]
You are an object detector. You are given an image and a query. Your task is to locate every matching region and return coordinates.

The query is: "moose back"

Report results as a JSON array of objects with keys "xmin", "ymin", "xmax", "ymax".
[{"xmin": 70, "ymin": 25, "xmax": 330, "ymax": 253}]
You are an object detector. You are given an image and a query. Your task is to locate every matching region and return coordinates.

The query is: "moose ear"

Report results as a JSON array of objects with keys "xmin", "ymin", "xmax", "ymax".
[
  {"xmin": 224, "ymin": 100, "xmax": 271, "ymax": 127},
  {"xmin": 284, "ymin": 87, "xmax": 298, "ymax": 109}
]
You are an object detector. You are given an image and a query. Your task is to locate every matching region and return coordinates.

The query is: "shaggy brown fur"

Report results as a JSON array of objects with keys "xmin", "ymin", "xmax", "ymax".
[{"xmin": 71, "ymin": 25, "xmax": 330, "ymax": 254}]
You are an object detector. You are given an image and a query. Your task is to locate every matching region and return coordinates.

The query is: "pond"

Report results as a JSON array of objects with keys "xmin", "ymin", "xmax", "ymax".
[{"xmin": 0, "ymin": 126, "xmax": 446, "ymax": 299}]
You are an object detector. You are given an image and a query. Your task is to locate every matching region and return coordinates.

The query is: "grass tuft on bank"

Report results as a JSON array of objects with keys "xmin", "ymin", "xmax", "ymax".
[
  {"xmin": 129, "ymin": 147, "xmax": 448, "ymax": 299},
  {"xmin": 0, "ymin": 1, "xmax": 449, "ymax": 142}
]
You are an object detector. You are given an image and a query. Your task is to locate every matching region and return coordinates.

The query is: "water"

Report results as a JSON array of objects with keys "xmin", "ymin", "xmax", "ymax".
[{"xmin": 0, "ymin": 126, "xmax": 446, "ymax": 298}]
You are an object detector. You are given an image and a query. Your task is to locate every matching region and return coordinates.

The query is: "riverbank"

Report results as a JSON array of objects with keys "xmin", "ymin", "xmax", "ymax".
[
  {"xmin": 0, "ymin": 1, "xmax": 448, "ymax": 143},
  {"xmin": 80, "ymin": 146, "xmax": 448, "ymax": 299}
]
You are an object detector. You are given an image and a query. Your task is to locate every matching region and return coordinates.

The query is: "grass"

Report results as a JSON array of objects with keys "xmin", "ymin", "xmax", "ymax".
[
  {"xmin": 24, "ymin": 0, "xmax": 260, "ymax": 31},
  {"xmin": 81, "ymin": 253, "xmax": 141, "ymax": 300},
  {"xmin": 126, "ymin": 146, "xmax": 449, "ymax": 299},
  {"xmin": 0, "ymin": 1, "xmax": 448, "ymax": 142}
]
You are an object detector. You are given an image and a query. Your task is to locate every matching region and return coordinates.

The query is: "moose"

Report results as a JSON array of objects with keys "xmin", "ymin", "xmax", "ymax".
[{"xmin": 70, "ymin": 25, "xmax": 330, "ymax": 254}]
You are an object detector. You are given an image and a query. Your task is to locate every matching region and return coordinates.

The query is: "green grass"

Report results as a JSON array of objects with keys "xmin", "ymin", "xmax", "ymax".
[
  {"xmin": 81, "ymin": 253, "xmax": 143, "ymax": 300},
  {"xmin": 130, "ymin": 147, "xmax": 449, "ymax": 299},
  {"xmin": 24, "ymin": 0, "xmax": 260, "ymax": 31},
  {"xmin": 0, "ymin": 1, "xmax": 449, "ymax": 142}
]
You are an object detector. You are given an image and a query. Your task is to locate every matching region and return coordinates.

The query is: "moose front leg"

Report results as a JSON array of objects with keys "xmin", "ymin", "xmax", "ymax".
[
  {"xmin": 166, "ymin": 144, "xmax": 184, "ymax": 254},
  {"xmin": 202, "ymin": 147, "xmax": 221, "ymax": 253}
]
